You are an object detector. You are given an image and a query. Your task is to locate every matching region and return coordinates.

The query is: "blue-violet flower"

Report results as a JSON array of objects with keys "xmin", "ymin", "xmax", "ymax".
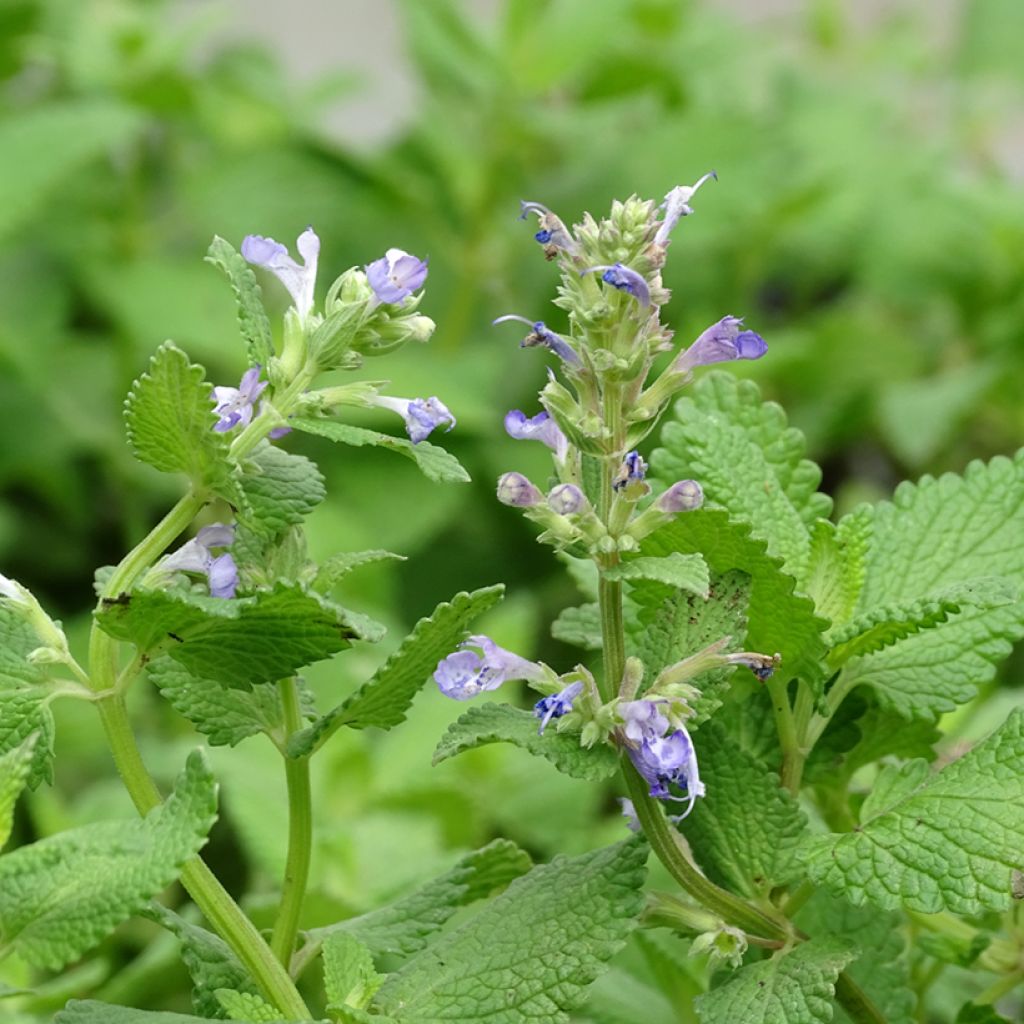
[
  {"xmin": 654, "ymin": 171, "xmax": 717, "ymax": 246},
  {"xmin": 496, "ymin": 472, "xmax": 544, "ymax": 508},
  {"xmin": 656, "ymin": 479, "xmax": 704, "ymax": 513},
  {"xmin": 504, "ymin": 409, "xmax": 569, "ymax": 462},
  {"xmin": 619, "ymin": 699, "xmax": 670, "ymax": 743},
  {"xmin": 435, "ymin": 634, "xmax": 547, "ymax": 700},
  {"xmin": 580, "ymin": 263, "xmax": 651, "ymax": 308},
  {"xmin": 613, "ymin": 450, "xmax": 648, "ymax": 491},
  {"xmin": 674, "ymin": 316, "xmax": 767, "ymax": 374},
  {"xmin": 366, "ymin": 248, "xmax": 429, "ymax": 305},
  {"xmin": 534, "ymin": 680, "xmax": 583, "ymax": 734},
  {"xmin": 242, "ymin": 228, "xmax": 320, "ymax": 322},
  {"xmin": 518, "ymin": 200, "xmax": 576, "ymax": 253},
  {"xmin": 548, "ymin": 483, "xmax": 588, "ymax": 516},
  {"xmin": 628, "ymin": 725, "xmax": 705, "ymax": 817},
  {"xmin": 162, "ymin": 524, "xmax": 238, "ymax": 599},
  {"xmin": 373, "ymin": 395, "xmax": 455, "ymax": 444},
  {"xmin": 492, "ymin": 315, "xmax": 580, "ymax": 364},
  {"xmin": 213, "ymin": 366, "xmax": 268, "ymax": 433}
]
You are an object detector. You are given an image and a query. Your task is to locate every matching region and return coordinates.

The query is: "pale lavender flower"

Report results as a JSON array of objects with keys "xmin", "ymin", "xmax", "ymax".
[
  {"xmin": 162, "ymin": 524, "xmax": 238, "ymax": 599},
  {"xmin": 580, "ymin": 263, "xmax": 651, "ymax": 308},
  {"xmin": 492, "ymin": 315, "xmax": 580, "ymax": 365},
  {"xmin": 654, "ymin": 171, "xmax": 717, "ymax": 246},
  {"xmin": 613, "ymin": 450, "xmax": 648, "ymax": 492},
  {"xmin": 504, "ymin": 410, "xmax": 569, "ymax": 462},
  {"xmin": 674, "ymin": 316, "xmax": 767, "ymax": 374},
  {"xmin": 534, "ymin": 680, "xmax": 583, "ymax": 734},
  {"xmin": 496, "ymin": 472, "xmax": 544, "ymax": 508},
  {"xmin": 618, "ymin": 699, "xmax": 670, "ymax": 744},
  {"xmin": 619, "ymin": 797, "xmax": 642, "ymax": 833},
  {"xmin": 366, "ymin": 248, "xmax": 429, "ymax": 305},
  {"xmin": 518, "ymin": 200, "xmax": 576, "ymax": 252},
  {"xmin": 628, "ymin": 725, "xmax": 705, "ymax": 817},
  {"xmin": 434, "ymin": 634, "xmax": 546, "ymax": 700},
  {"xmin": 212, "ymin": 367, "xmax": 268, "ymax": 433},
  {"xmin": 372, "ymin": 395, "xmax": 455, "ymax": 444},
  {"xmin": 241, "ymin": 228, "xmax": 320, "ymax": 322},
  {"xmin": 548, "ymin": 483, "xmax": 587, "ymax": 516},
  {"xmin": 656, "ymin": 479, "xmax": 704, "ymax": 513}
]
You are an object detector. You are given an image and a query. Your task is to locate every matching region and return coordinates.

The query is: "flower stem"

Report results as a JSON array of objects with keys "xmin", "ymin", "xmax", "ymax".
[
  {"xmin": 94, "ymin": 695, "xmax": 312, "ymax": 1019},
  {"xmin": 270, "ymin": 678, "xmax": 314, "ymax": 966},
  {"xmin": 767, "ymin": 676, "xmax": 805, "ymax": 795},
  {"xmin": 834, "ymin": 970, "xmax": 890, "ymax": 1024}
]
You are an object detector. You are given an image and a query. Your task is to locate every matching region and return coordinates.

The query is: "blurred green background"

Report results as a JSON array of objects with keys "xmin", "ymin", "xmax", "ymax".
[{"xmin": 2, "ymin": 0, "xmax": 1024, "ymax": 1018}]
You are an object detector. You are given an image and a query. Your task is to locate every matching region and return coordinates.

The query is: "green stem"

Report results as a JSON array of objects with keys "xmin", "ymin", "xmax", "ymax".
[
  {"xmin": 767, "ymin": 676, "xmax": 804, "ymax": 794},
  {"xmin": 974, "ymin": 968, "xmax": 1024, "ymax": 1007},
  {"xmin": 95, "ymin": 696, "xmax": 311, "ymax": 1019},
  {"xmin": 834, "ymin": 970, "xmax": 889, "ymax": 1024},
  {"xmin": 270, "ymin": 679, "xmax": 314, "ymax": 965},
  {"xmin": 598, "ymin": 575, "xmax": 625, "ymax": 702}
]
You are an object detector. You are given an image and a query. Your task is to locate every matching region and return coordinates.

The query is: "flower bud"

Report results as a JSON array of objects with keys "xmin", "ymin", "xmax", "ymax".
[
  {"xmin": 548, "ymin": 483, "xmax": 588, "ymax": 516},
  {"xmin": 656, "ymin": 479, "xmax": 704, "ymax": 513},
  {"xmin": 497, "ymin": 472, "xmax": 544, "ymax": 508}
]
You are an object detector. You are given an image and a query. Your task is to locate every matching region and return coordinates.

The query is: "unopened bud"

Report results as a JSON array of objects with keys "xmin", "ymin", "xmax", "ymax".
[
  {"xmin": 548, "ymin": 483, "xmax": 588, "ymax": 516},
  {"xmin": 657, "ymin": 479, "xmax": 704, "ymax": 513},
  {"xmin": 497, "ymin": 472, "xmax": 543, "ymax": 508}
]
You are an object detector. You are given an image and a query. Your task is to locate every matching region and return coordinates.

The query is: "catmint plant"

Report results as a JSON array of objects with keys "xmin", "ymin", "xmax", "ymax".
[{"xmin": 2, "ymin": 183, "xmax": 1024, "ymax": 1024}]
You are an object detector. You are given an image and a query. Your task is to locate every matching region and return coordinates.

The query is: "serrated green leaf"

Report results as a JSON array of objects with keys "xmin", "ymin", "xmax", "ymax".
[
  {"xmin": 653, "ymin": 373, "xmax": 830, "ymax": 578},
  {"xmin": 215, "ymin": 989, "xmax": 281, "ymax": 1022},
  {"xmin": 370, "ymin": 838, "xmax": 647, "ymax": 1023},
  {"xmin": 845, "ymin": 452, "xmax": 1024, "ymax": 718},
  {"xmin": 685, "ymin": 722, "xmax": 808, "ymax": 898},
  {"xmin": 149, "ymin": 657, "xmax": 301, "ymax": 747},
  {"xmin": 857, "ymin": 760, "xmax": 931, "ymax": 822},
  {"xmin": 796, "ymin": 892, "xmax": 915, "ymax": 1024},
  {"xmin": 322, "ymin": 932, "xmax": 383, "ymax": 1011},
  {"xmin": 551, "ymin": 602, "xmax": 602, "ymax": 650},
  {"xmin": 630, "ymin": 570, "xmax": 750, "ymax": 725},
  {"xmin": 604, "ymin": 552, "xmax": 709, "ymax": 596},
  {"xmin": 801, "ymin": 708, "xmax": 1024, "ymax": 914},
  {"xmin": 802, "ymin": 508, "xmax": 873, "ymax": 626},
  {"xmin": 827, "ymin": 577, "xmax": 1016, "ymax": 670},
  {"xmin": 238, "ymin": 442, "xmax": 325, "ymax": 539},
  {"xmin": 695, "ymin": 938, "xmax": 855, "ymax": 1024},
  {"xmin": 55, "ymin": 1003, "xmax": 317, "ymax": 1024},
  {"xmin": 142, "ymin": 904, "xmax": 257, "ymax": 1018},
  {"xmin": 642, "ymin": 511, "xmax": 828, "ymax": 684},
  {"xmin": 96, "ymin": 582, "xmax": 357, "ymax": 688},
  {"xmin": 955, "ymin": 1004, "xmax": 1013, "ymax": 1024},
  {"xmin": 0, "ymin": 101, "xmax": 141, "ymax": 240},
  {"xmin": 124, "ymin": 343, "xmax": 239, "ymax": 501},
  {"xmin": 311, "ymin": 840, "xmax": 533, "ymax": 959},
  {"xmin": 433, "ymin": 703, "xmax": 620, "ymax": 781},
  {"xmin": 289, "ymin": 586, "xmax": 503, "ymax": 755},
  {"xmin": 0, "ymin": 734, "xmax": 37, "ymax": 848},
  {"xmin": 205, "ymin": 236, "xmax": 274, "ymax": 367},
  {"xmin": 0, "ymin": 688, "xmax": 53, "ymax": 790},
  {"xmin": 313, "ymin": 550, "xmax": 406, "ymax": 592},
  {"xmin": 0, "ymin": 751, "xmax": 217, "ymax": 969},
  {"xmin": 291, "ymin": 417, "xmax": 470, "ymax": 484}
]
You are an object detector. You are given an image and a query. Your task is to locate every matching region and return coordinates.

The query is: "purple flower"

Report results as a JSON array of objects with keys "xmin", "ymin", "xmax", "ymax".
[
  {"xmin": 373, "ymin": 395, "xmax": 455, "ymax": 444},
  {"xmin": 656, "ymin": 479, "xmax": 704, "ymax": 513},
  {"xmin": 366, "ymin": 248, "xmax": 429, "ymax": 305},
  {"xmin": 628, "ymin": 725, "xmax": 705, "ymax": 817},
  {"xmin": 242, "ymin": 228, "xmax": 320, "ymax": 322},
  {"xmin": 618, "ymin": 699, "xmax": 670, "ymax": 744},
  {"xmin": 725, "ymin": 651, "xmax": 782, "ymax": 681},
  {"xmin": 162, "ymin": 524, "xmax": 238, "ymax": 599},
  {"xmin": 580, "ymin": 263, "xmax": 651, "ymax": 308},
  {"xmin": 654, "ymin": 171, "xmax": 717, "ymax": 246},
  {"xmin": 496, "ymin": 472, "xmax": 544, "ymax": 508},
  {"xmin": 434, "ymin": 634, "xmax": 546, "ymax": 700},
  {"xmin": 518, "ymin": 200, "xmax": 576, "ymax": 253},
  {"xmin": 548, "ymin": 483, "xmax": 587, "ymax": 516},
  {"xmin": 504, "ymin": 410, "xmax": 569, "ymax": 462},
  {"xmin": 534, "ymin": 681, "xmax": 583, "ymax": 734},
  {"xmin": 619, "ymin": 797, "xmax": 642, "ymax": 833},
  {"xmin": 674, "ymin": 316, "xmax": 767, "ymax": 374},
  {"xmin": 613, "ymin": 450, "xmax": 648, "ymax": 492},
  {"xmin": 492, "ymin": 315, "xmax": 580, "ymax": 365},
  {"xmin": 213, "ymin": 367, "xmax": 268, "ymax": 433}
]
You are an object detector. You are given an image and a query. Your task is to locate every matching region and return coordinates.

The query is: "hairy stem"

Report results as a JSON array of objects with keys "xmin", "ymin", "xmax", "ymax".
[
  {"xmin": 767, "ymin": 676, "xmax": 805, "ymax": 794},
  {"xmin": 270, "ymin": 678, "xmax": 314, "ymax": 965}
]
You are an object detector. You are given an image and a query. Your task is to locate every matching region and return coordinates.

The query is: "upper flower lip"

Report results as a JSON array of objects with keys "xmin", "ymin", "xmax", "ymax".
[
  {"xmin": 242, "ymin": 227, "xmax": 320, "ymax": 322},
  {"xmin": 366, "ymin": 248, "xmax": 429, "ymax": 305}
]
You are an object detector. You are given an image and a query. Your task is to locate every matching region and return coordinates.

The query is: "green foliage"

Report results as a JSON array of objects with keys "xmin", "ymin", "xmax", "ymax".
[
  {"xmin": 313, "ymin": 550, "xmax": 406, "ymax": 591},
  {"xmin": 695, "ymin": 939, "xmax": 856, "ymax": 1024},
  {"xmin": 433, "ymin": 703, "xmax": 620, "ymax": 781},
  {"xmin": 802, "ymin": 709, "xmax": 1024, "ymax": 914},
  {"xmin": 367, "ymin": 838, "xmax": 647, "ymax": 1023},
  {"xmin": 0, "ymin": 751, "xmax": 216, "ymax": 970},
  {"xmin": 802, "ymin": 510, "xmax": 872, "ymax": 627},
  {"xmin": 124, "ymin": 343, "xmax": 239, "ymax": 501},
  {"xmin": 0, "ymin": 735, "xmax": 36, "ymax": 848},
  {"xmin": 0, "ymin": 688, "xmax": 54, "ymax": 790},
  {"xmin": 205, "ymin": 237, "xmax": 275, "ymax": 368},
  {"xmin": 322, "ymin": 933, "xmax": 383, "ymax": 1011},
  {"xmin": 237, "ymin": 442, "xmax": 326, "ymax": 539},
  {"xmin": 551, "ymin": 602, "xmax": 602, "ymax": 650},
  {"xmin": 603, "ymin": 553, "xmax": 709, "ymax": 595},
  {"xmin": 289, "ymin": 585, "xmax": 503, "ymax": 755},
  {"xmin": 685, "ymin": 723, "xmax": 808, "ymax": 899},
  {"xmin": 55, "ymin": 1004, "xmax": 312, "ymax": 1024},
  {"xmin": 291, "ymin": 418, "xmax": 470, "ymax": 484},
  {"xmin": 96, "ymin": 582, "xmax": 358, "ymax": 688},
  {"xmin": 214, "ymin": 990, "xmax": 282, "ymax": 1022}
]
